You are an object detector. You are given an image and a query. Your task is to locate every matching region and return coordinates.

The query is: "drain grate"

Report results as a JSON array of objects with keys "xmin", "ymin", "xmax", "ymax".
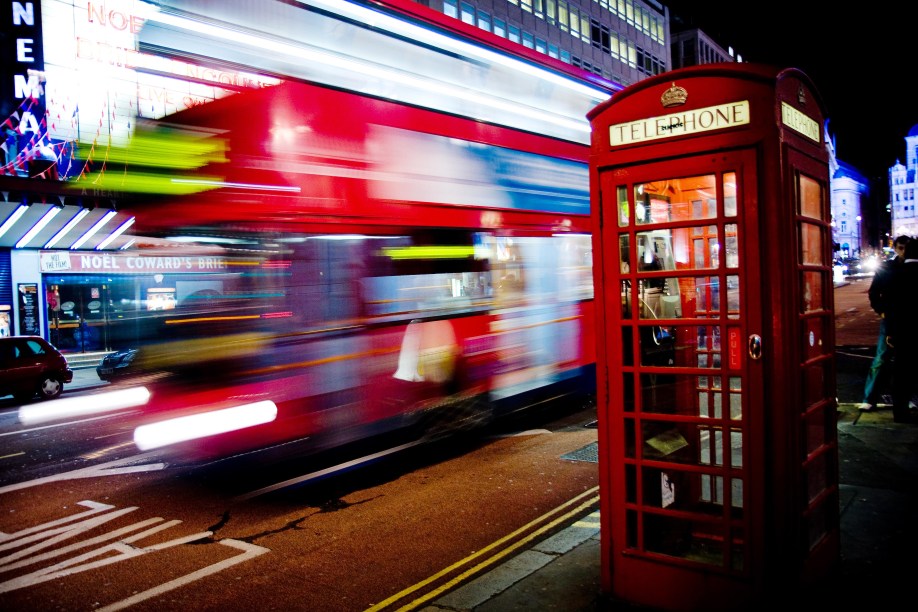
[{"xmin": 560, "ymin": 441, "xmax": 598, "ymax": 463}]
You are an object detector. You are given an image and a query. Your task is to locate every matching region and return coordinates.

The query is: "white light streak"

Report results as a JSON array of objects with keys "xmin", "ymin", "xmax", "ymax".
[
  {"xmin": 169, "ymin": 178, "xmax": 301, "ymax": 192},
  {"xmin": 0, "ymin": 205, "xmax": 29, "ymax": 239},
  {"xmin": 15, "ymin": 206, "xmax": 61, "ymax": 248},
  {"xmin": 95, "ymin": 216, "xmax": 135, "ymax": 250},
  {"xmin": 18, "ymin": 386, "xmax": 152, "ymax": 426},
  {"xmin": 44, "ymin": 208, "xmax": 90, "ymax": 248},
  {"xmin": 133, "ymin": 401, "xmax": 279, "ymax": 451},
  {"xmin": 301, "ymin": 0, "xmax": 610, "ymax": 99},
  {"xmin": 70, "ymin": 210, "xmax": 117, "ymax": 249},
  {"xmin": 148, "ymin": 11, "xmax": 591, "ymax": 134}
]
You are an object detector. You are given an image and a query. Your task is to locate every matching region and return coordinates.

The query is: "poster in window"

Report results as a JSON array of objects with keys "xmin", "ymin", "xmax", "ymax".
[{"xmin": 18, "ymin": 284, "xmax": 40, "ymax": 336}]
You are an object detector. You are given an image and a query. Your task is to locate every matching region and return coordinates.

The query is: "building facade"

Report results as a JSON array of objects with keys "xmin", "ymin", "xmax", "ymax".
[
  {"xmin": 412, "ymin": 0, "xmax": 670, "ymax": 86},
  {"xmin": 888, "ymin": 124, "xmax": 918, "ymax": 240},
  {"xmin": 824, "ymin": 124, "xmax": 870, "ymax": 259},
  {"xmin": 669, "ymin": 26, "xmax": 738, "ymax": 69}
]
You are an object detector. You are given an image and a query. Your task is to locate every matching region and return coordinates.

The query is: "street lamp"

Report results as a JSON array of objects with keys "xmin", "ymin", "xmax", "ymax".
[{"xmin": 855, "ymin": 215, "xmax": 862, "ymax": 256}]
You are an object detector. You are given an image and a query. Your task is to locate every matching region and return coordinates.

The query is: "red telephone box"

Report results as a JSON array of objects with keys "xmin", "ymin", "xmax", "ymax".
[{"xmin": 588, "ymin": 64, "xmax": 838, "ymax": 609}]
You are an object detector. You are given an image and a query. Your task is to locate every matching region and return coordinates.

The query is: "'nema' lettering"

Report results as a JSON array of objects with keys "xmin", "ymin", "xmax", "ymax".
[{"xmin": 610, "ymin": 100, "xmax": 751, "ymax": 147}]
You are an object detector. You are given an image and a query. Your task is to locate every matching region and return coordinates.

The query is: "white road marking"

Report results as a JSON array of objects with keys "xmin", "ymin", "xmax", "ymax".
[
  {"xmin": 0, "ymin": 499, "xmax": 270, "ymax": 609},
  {"xmin": 98, "ymin": 539, "xmax": 269, "ymax": 612},
  {"xmin": 0, "ymin": 452, "xmax": 166, "ymax": 495}
]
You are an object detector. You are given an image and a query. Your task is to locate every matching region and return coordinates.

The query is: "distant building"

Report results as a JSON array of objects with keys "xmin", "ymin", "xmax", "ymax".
[
  {"xmin": 826, "ymin": 125, "xmax": 870, "ymax": 257},
  {"xmin": 888, "ymin": 124, "xmax": 918, "ymax": 240},
  {"xmin": 669, "ymin": 26, "xmax": 740, "ymax": 68}
]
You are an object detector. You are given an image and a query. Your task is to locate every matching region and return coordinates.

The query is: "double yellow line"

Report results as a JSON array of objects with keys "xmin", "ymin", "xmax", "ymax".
[{"xmin": 366, "ymin": 486, "xmax": 600, "ymax": 611}]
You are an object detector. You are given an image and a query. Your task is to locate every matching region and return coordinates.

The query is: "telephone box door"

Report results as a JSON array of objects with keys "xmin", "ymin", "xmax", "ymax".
[{"xmin": 598, "ymin": 150, "xmax": 766, "ymax": 606}]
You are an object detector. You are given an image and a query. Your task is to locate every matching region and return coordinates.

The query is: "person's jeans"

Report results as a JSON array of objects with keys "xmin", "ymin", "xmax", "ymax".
[{"xmin": 864, "ymin": 319, "xmax": 892, "ymax": 405}]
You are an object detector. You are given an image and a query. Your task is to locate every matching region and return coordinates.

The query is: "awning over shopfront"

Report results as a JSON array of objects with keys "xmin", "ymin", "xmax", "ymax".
[{"xmin": 0, "ymin": 176, "xmax": 136, "ymax": 251}]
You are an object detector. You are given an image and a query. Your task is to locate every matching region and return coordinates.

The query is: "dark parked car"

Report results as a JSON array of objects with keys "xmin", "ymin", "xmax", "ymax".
[
  {"xmin": 0, "ymin": 336, "xmax": 73, "ymax": 401},
  {"xmin": 96, "ymin": 348, "xmax": 138, "ymax": 382}
]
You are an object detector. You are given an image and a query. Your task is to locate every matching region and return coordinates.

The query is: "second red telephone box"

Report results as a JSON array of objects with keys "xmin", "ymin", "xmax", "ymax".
[{"xmin": 588, "ymin": 64, "xmax": 839, "ymax": 609}]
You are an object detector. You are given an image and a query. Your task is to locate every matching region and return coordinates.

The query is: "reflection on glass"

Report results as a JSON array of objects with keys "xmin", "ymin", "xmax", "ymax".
[
  {"xmin": 699, "ymin": 425, "xmax": 723, "ymax": 466},
  {"xmin": 621, "ymin": 279, "xmax": 631, "ymax": 318},
  {"xmin": 731, "ymin": 477, "xmax": 744, "ymax": 509},
  {"xmin": 635, "ymin": 174, "xmax": 717, "ymax": 226},
  {"xmin": 636, "ymin": 230, "xmax": 677, "ymax": 272},
  {"xmin": 727, "ymin": 275, "xmax": 740, "ymax": 318},
  {"xmin": 696, "ymin": 376, "xmax": 724, "ymax": 418},
  {"xmin": 725, "ymin": 223, "xmax": 738, "ymax": 268},
  {"xmin": 693, "ymin": 276, "xmax": 720, "ymax": 316},
  {"xmin": 730, "ymin": 390, "xmax": 742, "ymax": 420},
  {"xmin": 802, "ymin": 271, "xmax": 824, "ymax": 313},
  {"xmin": 798, "ymin": 173, "xmax": 822, "ymax": 219},
  {"xmin": 730, "ymin": 429, "xmax": 743, "ymax": 468},
  {"xmin": 709, "ymin": 236, "xmax": 720, "ymax": 268},
  {"xmin": 724, "ymin": 172, "xmax": 737, "ymax": 217},
  {"xmin": 619, "ymin": 233, "xmax": 630, "ymax": 273},
  {"xmin": 688, "ymin": 226, "xmax": 719, "ymax": 269},
  {"xmin": 799, "ymin": 221, "xmax": 823, "ymax": 265},
  {"xmin": 618, "ymin": 185, "xmax": 629, "ymax": 227}
]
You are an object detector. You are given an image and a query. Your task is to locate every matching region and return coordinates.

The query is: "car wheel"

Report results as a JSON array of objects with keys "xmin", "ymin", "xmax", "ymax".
[{"xmin": 37, "ymin": 376, "xmax": 63, "ymax": 400}]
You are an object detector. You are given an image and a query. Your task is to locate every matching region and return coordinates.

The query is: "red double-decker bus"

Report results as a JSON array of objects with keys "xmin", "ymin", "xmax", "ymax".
[{"xmin": 100, "ymin": 0, "xmax": 616, "ymax": 460}]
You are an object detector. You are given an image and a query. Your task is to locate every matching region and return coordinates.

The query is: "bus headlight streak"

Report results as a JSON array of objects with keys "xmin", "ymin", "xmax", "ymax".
[
  {"xmin": 133, "ymin": 401, "xmax": 279, "ymax": 451},
  {"xmin": 18, "ymin": 386, "xmax": 152, "ymax": 426}
]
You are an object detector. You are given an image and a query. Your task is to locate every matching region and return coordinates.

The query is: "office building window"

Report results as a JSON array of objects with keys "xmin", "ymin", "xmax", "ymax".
[
  {"xmin": 494, "ymin": 17, "xmax": 507, "ymax": 37},
  {"xmin": 558, "ymin": 1, "xmax": 568, "ymax": 31},
  {"xmin": 536, "ymin": 37, "xmax": 547, "ymax": 53},
  {"xmin": 443, "ymin": 0, "xmax": 457, "ymax": 18},
  {"xmin": 477, "ymin": 10, "xmax": 491, "ymax": 31},
  {"xmin": 549, "ymin": 43, "xmax": 559, "ymax": 58},
  {"xmin": 509, "ymin": 24, "xmax": 521, "ymax": 44},
  {"xmin": 591, "ymin": 20, "xmax": 611, "ymax": 54},
  {"xmin": 561, "ymin": 49, "xmax": 571, "ymax": 63},
  {"xmin": 460, "ymin": 1, "xmax": 475, "ymax": 25},
  {"xmin": 626, "ymin": 41, "xmax": 636, "ymax": 67},
  {"xmin": 523, "ymin": 31, "xmax": 535, "ymax": 48},
  {"xmin": 547, "ymin": 0, "xmax": 556, "ymax": 24}
]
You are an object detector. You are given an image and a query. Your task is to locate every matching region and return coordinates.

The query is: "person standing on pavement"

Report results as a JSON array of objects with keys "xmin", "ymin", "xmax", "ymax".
[
  {"xmin": 885, "ymin": 238, "xmax": 918, "ymax": 423},
  {"xmin": 857, "ymin": 235, "xmax": 911, "ymax": 412}
]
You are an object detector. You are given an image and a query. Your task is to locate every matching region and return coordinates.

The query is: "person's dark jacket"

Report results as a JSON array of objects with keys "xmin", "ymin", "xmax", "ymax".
[
  {"xmin": 867, "ymin": 256, "xmax": 902, "ymax": 316},
  {"xmin": 884, "ymin": 241, "xmax": 918, "ymax": 348}
]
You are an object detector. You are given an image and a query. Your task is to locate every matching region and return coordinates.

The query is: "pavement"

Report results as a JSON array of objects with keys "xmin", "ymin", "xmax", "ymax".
[
  {"xmin": 416, "ymin": 401, "xmax": 918, "ymax": 611},
  {"xmin": 60, "ymin": 288, "xmax": 918, "ymax": 610}
]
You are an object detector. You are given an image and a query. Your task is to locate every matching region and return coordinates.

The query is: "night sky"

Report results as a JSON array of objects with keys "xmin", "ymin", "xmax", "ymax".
[{"xmin": 665, "ymin": 2, "xmax": 914, "ymax": 188}]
